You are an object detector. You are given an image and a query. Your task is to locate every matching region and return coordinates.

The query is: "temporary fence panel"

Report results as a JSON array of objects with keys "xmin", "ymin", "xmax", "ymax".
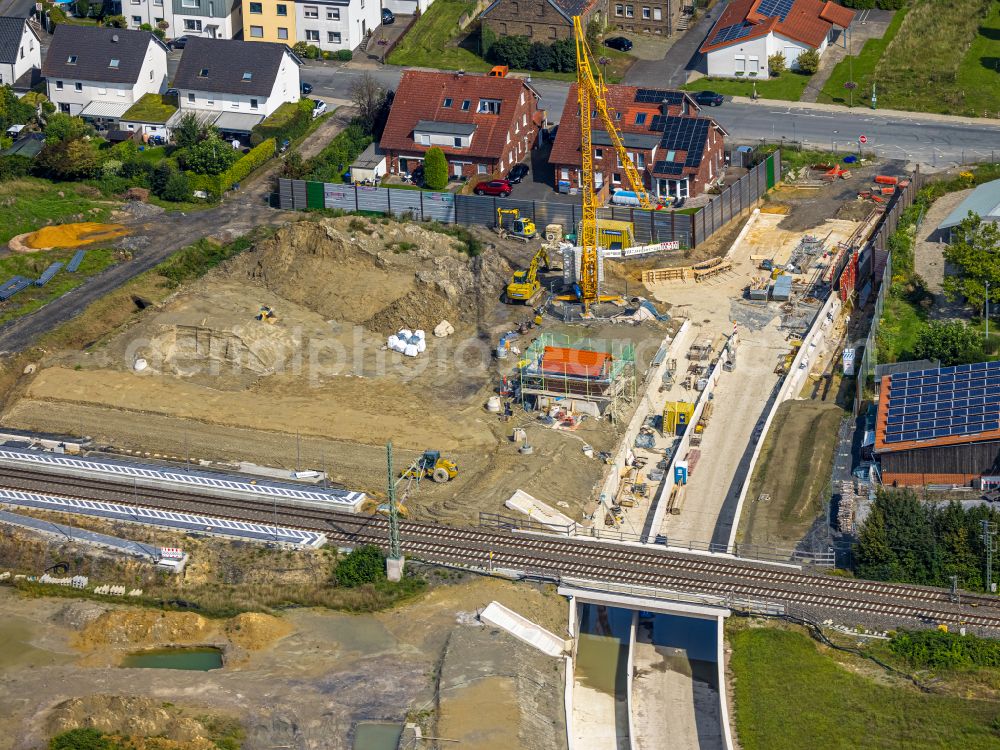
[
  {"xmin": 421, "ymin": 191, "xmax": 456, "ymax": 223},
  {"xmin": 305, "ymin": 181, "xmax": 325, "ymax": 209},
  {"xmin": 356, "ymin": 185, "xmax": 391, "ymax": 214}
]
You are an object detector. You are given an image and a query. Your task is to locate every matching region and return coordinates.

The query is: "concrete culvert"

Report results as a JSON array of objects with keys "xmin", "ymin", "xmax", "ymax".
[{"xmin": 131, "ymin": 295, "xmax": 152, "ymax": 310}]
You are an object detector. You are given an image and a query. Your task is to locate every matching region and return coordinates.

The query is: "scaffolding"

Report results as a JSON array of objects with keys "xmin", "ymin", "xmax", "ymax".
[{"xmin": 517, "ymin": 332, "xmax": 636, "ymax": 420}]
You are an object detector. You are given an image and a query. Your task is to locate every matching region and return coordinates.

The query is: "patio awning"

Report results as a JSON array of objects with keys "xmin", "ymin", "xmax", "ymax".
[
  {"xmin": 213, "ymin": 112, "xmax": 264, "ymax": 134},
  {"xmin": 79, "ymin": 101, "xmax": 132, "ymax": 119}
]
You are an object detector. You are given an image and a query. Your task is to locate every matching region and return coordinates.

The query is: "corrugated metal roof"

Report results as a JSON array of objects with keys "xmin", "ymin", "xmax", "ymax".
[
  {"xmin": 939, "ymin": 178, "xmax": 1000, "ymax": 230},
  {"xmin": 79, "ymin": 100, "xmax": 132, "ymax": 118}
]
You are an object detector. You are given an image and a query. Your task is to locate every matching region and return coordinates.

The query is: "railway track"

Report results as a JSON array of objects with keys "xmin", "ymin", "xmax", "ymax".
[{"xmin": 2, "ymin": 465, "xmax": 1000, "ymax": 630}]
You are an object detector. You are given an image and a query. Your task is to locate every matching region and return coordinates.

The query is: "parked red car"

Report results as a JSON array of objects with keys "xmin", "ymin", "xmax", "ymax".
[{"xmin": 474, "ymin": 179, "xmax": 513, "ymax": 197}]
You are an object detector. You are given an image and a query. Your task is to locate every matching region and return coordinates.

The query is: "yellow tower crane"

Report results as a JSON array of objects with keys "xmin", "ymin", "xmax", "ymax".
[{"xmin": 572, "ymin": 15, "xmax": 658, "ymax": 313}]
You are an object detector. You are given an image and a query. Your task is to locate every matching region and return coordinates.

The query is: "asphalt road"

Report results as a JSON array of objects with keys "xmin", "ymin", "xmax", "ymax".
[
  {"xmin": 301, "ymin": 61, "xmax": 1000, "ymax": 167},
  {"xmin": 0, "ymin": 0, "xmax": 34, "ymax": 17}
]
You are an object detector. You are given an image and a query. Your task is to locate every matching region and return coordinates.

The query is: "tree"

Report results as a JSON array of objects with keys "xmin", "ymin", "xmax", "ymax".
[
  {"xmin": 854, "ymin": 496, "xmax": 898, "ymax": 582},
  {"xmin": 74, "ymin": 0, "xmax": 90, "ymax": 17},
  {"xmin": 151, "ymin": 161, "xmax": 174, "ymax": 195},
  {"xmin": 796, "ymin": 49, "xmax": 820, "ymax": 75},
  {"xmin": 335, "ymin": 544, "xmax": 385, "ymax": 587},
  {"xmin": 423, "ymin": 146, "xmax": 448, "ymax": 190},
  {"xmin": 50, "ymin": 728, "xmax": 113, "ymax": 750},
  {"xmin": 489, "ymin": 36, "xmax": 531, "ymax": 70},
  {"xmin": 586, "ymin": 19, "xmax": 602, "ymax": 49},
  {"xmin": 43, "ymin": 112, "xmax": 90, "ymax": 144},
  {"xmin": 281, "ymin": 152, "xmax": 310, "ymax": 179},
  {"xmin": 182, "ymin": 135, "xmax": 239, "ymax": 175},
  {"xmin": 528, "ymin": 42, "xmax": 554, "ymax": 72},
  {"xmin": 550, "ymin": 38, "xmax": 576, "ymax": 73},
  {"xmin": 102, "ymin": 14, "xmax": 127, "ymax": 27},
  {"xmin": 173, "ymin": 112, "xmax": 203, "ymax": 149},
  {"xmin": 161, "ymin": 170, "xmax": 191, "ymax": 202},
  {"xmin": 768, "ymin": 52, "xmax": 786, "ymax": 76},
  {"xmin": 36, "ymin": 138, "xmax": 101, "ymax": 179},
  {"xmin": 912, "ymin": 320, "xmax": 985, "ymax": 366},
  {"xmin": 350, "ymin": 72, "xmax": 388, "ymax": 136},
  {"xmin": 479, "ymin": 23, "xmax": 497, "ymax": 57},
  {"xmin": 0, "ymin": 84, "xmax": 35, "ymax": 132},
  {"xmin": 942, "ymin": 212, "xmax": 1000, "ymax": 311}
]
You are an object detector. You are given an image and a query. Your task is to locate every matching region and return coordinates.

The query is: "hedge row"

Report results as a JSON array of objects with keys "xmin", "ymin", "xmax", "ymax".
[
  {"xmin": 186, "ymin": 138, "xmax": 275, "ymax": 197},
  {"xmin": 250, "ymin": 99, "xmax": 315, "ymax": 147}
]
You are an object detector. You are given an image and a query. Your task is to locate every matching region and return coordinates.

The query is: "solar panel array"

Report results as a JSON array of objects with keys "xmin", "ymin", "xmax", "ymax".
[
  {"xmin": 883, "ymin": 361, "xmax": 1000, "ymax": 444},
  {"xmin": 758, "ymin": 0, "xmax": 795, "ymax": 21},
  {"xmin": 634, "ymin": 89, "xmax": 684, "ymax": 106},
  {"xmin": 711, "ymin": 22, "xmax": 754, "ymax": 45},
  {"xmin": 651, "ymin": 161, "xmax": 684, "ymax": 176},
  {"xmin": 657, "ymin": 116, "xmax": 710, "ymax": 168}
]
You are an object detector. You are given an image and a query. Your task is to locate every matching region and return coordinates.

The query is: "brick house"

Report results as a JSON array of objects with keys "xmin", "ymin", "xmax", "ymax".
[
  {"xmin": 480, "ymin": 0, "xmax": 606, "ymax": 42},
  {"xmin": 549, "ymin": 84, "xmax": 727, "ymax": 200},
  {"xmin": 380, "ymin": 69, "xmax": 542, "ymax": 181},
  {"xmin": 610, "ymin": 0, "xmax": 683, "ymax": 35}
]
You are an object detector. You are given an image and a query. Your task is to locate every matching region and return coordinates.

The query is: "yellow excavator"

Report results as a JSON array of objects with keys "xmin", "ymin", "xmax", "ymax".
[
  {"xmin": 495, "ymin": 208, "xmax": 537, "ymax": 243},
  {"xmin": 506, "ymin": 246, "xmax": 551, "ymax": 303}
]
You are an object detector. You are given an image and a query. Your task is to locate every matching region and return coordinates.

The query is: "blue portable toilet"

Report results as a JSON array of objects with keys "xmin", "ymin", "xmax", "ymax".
[{"xmin": 674, "ymin": 460, "xmax": 688, "ymax": 486}]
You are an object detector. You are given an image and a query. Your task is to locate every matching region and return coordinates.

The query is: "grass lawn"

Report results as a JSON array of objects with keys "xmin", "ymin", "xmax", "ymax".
[
  {"xmin": 876, "ymin": 288, "xmax": 927, "ymax": 364},
  {"xmin": 871, "ymin": 0, "xmax": 997, "ymax": 115},
  {"xmin": 0, "ymin": 178, "xmax": 114, "ymax": 244},
  {"xmin": 683, "ymin": 72, "xmax": 812, "ymax": 102},
  {"xmin": 817, "ymin": 9, "xmax": 907, "ymax": 106},
  {"xmin": 0, "ymin": 248, "xmax": 117, "ymax": 326},
  {"xmin": 121, "ymin": 93, "xmax": 178, "ymax": 123},
  {"xmin": 730, "ymin": 625, "xmax": 1000, "ymax": 750}
]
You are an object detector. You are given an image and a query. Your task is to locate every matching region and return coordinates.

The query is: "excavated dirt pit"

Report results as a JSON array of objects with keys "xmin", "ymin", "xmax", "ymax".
[{"xmin": 2, "ymin": 216, "xmax": 664, "ymax": 523}]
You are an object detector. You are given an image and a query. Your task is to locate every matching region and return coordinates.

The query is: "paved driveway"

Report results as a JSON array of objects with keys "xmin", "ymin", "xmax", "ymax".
[{"xmin": 624, "ymin": 5, "xmax": 723, "ymax": 88}]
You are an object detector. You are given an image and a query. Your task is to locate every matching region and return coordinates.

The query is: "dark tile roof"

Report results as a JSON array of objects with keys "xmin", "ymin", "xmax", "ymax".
[
  {"xmin": 0, "ymin": 16, "xmax": 34, "ymax": 65},
  {"xmin": 173, "ymin": 38, "xmax": 299, "ymax": 97},
  {"xmin": 42, "ymin": 26, "xmax": 165, "ymax": 84}
]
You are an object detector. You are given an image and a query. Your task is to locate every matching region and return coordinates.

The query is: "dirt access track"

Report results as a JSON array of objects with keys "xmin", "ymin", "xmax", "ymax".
[{"xmin": 2, "ymin": 215, "xmax": 669, "ymax": 525}]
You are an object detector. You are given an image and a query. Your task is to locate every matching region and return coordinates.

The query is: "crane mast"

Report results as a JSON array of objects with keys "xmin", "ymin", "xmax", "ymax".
[{"xmin": 572, "ymin": 16, "xmax": 658, "ymax": 313}]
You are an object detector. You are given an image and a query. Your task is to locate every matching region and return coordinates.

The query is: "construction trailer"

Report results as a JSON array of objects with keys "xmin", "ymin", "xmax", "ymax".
[
  {"xmin": 771, "ymin": 274, "xmax": 793, "ymax": 301},
  {"xmin": 517, "ymin": 332, "xmax": 636, "ymax": 420}
]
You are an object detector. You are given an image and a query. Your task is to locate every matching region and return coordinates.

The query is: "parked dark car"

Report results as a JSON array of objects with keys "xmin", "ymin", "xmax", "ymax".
[
  {"xmin": 693, "ymin": 90, "xmax": 724, "ymax": 107},
  {"xmin": 381, "ymin": 8, "xmax": 395, "ymax": 23},
  {"xmin": 507, "ymin": 163, "xmax": 529, "ymax": 184},
  {"xmin": 301, "ymin": 82, "xmax": 314, "ymax": 95},
  {"xmin": 603, "ymin": 36, "xmax": 632, "ymax": 52},
  {"xmin": 165, "ymin": 87, "xmax": 179, "ymax": 98},
  {"xmin": 474, "ymin": 179, "xmax": 513, "ymax": 197},
  {"xmin": 169, "ymin": 36, "xmax": 188, "ymax": 50}
]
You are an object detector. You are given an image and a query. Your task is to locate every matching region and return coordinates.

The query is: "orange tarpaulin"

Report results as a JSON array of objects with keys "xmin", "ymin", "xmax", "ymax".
[{"xmin": 541, "ymin": 346, "xmax": 612, "ymax": 379}]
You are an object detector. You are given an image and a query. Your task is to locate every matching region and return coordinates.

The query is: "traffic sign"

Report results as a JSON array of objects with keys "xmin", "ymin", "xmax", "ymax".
[{"xmin": 859, "ymin": 134, "xmax": 868, "ymax": 144}]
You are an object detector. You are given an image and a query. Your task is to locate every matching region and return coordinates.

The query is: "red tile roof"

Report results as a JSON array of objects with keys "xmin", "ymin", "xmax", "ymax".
[
  {"xmin": 700, "ymin": 0, "xmax": 854, "ymax": 53},
  {"xmin": 549, "ymin": 83, "xmax": 697, "ymax": 166},
  {"xmin": 379, "ymin": 69, "xmax": 539, "ymax": 160}
]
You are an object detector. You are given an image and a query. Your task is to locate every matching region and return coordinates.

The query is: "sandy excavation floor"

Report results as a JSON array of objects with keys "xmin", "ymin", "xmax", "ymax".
[
  {"xmin": 0, "ymin": 578, "xmax": 568, "ymax": 750},
  {"xmin": 1, "ymin": 216, "xmax": 673, "ymax": 524}
]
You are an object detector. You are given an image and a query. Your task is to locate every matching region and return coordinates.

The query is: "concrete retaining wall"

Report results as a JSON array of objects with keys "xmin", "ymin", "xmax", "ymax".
[
  {"xmin": 626, "ymin": 610, "xmax": 638, "ymax": 750},
  {"xmin": 716, "ymin": 615, "xmax": 735, "ymax": 750}
]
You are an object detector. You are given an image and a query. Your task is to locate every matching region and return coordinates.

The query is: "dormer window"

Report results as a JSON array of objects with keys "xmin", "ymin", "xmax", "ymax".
[
  {"xmin": 199, "ymin": 68, "xmax": 209, "ymax": 77},
  {"xmin": 242, "ymin": 72, "xmax": 252, "ymax": 81},
  {"xmin": 635, "ymin": 112, "xmax": 647, "ymax": 125},
  {"xmin": 477, "ymin": 99, "xmax": 501, "ymax": 114},
  {"xmin": 66, "ymin": 55, "xmax": 77, "ymax": 64},
  {"xmin": 109, "ymin": 58, "xmax": 120, "ymax": 68},
  {"xmin": 461, "ymin": 99, "xmax": 470, "ymax": 111}
]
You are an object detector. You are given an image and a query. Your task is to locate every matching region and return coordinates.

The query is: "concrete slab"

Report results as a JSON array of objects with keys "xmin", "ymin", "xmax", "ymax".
[{"xmin": 480, "ymin": 601, "xmax": 570, "ymax": 657}]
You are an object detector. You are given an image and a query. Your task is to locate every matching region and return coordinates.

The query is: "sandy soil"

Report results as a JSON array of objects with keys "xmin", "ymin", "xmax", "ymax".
[
  {"xmin": 0, "ymin": 576, "xmax": 567, "ymax": 750},
  {"xmin": 913, "ymin": 187, "xmax": 972, "ymax": 318}
]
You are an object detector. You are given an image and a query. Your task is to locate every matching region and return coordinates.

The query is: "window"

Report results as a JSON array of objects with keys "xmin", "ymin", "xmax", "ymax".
[
  {"xmin": 328, "ymin": 31, "xmax": 341, "ymax": 43},
  {"xmin": 418, "ymin": 134, "xmax": 430, "ymax": 145},
  {"xmin": 182, "ymin": 0, "xmax": 198, "ymax": 7},
  {"xmin": 74, "ymin": 82, "xmax": 82, "ymax": 91},
  {"xmin": 304, "ymin": 5, "xmax": 318, "ymax": 17},
  {"xmin": 549, "ymin": 26, "xmax": 557, "ymax": 38},
  {"xmin": 525, "ymin": 24, "xmax": 532, "ymax": 35},
  {"xmin": 499, "ymin": 22, "xmax": 506, "ymax": 34},
  {"xmin": 443, "ymin": 97, "xmax": 452, "ymax": 108},
  {"xmin": 461, "ymin": 99, "xmax": 470, "ymax": 111},
  {"xmin": 250, "ymin": 98, "xmax": 259, "ymax": 109},
  {"xmin": 505, "ymin": 131, "xmax": 510, "ymax": 143},
  {"xmin": 511, "ymin": 0, "xmax": 518, "ymax": 11},
  {"xmin": 653, "ymin": 7, "xmax": 661, "ymax": 20},
  {"xmin": 636, "ymin": 153, "xmax": 645, "ymax": 168},
  {"xmin": 326, "ymin": 7, "xmax": 339, "ymax": 19},
  {"xmin": 595, "ymin": 148, "xmax": 602, "ymax": 160},
  {"xmin": 277, "ymin": 27, "xmax": 288, "ymax": 39},
  {"xmin": 188, "ymin": 92, "xmax": 195, "ymax": 102},
  {"xmin": 734, "ymin": 55, "xmax": 746, "ymax": 73},
  {"xmin": 361, "ymin": 0, "xmax": 364, "ymax": 7},
  {"xmin": 626, "ymin": 5, "xmax": 634, "ymax": 16},
  {"xmin": 477, "ymin": 98, "xmax": 501, "ymax": 114},
  {"xmin": 249, "ymin": 1, "xmax": 261, "ymax": 12},
  {"xmin": 276, "ymin": 3, "xmax": 287, "ymax": 14},
  {"xmin": 131, "ymin": 15, "xmax": 140, "ymax": 24},
  {"xmin": 185, "ymin": 19, "xmax": 202, "ymax": 30},
  {"xmin": 613, "ymin": 173, "xmax": 622, "ymax": 183},
  {"xmin": 477, "ymin": 164, "xmax": 487, "ymax": 174},
  {"xmin": 560, "ymin": 167, "xmax": 569, "ymax": 180},
  {"xmin": 66, "ymin": 55, "xmax": 77, "ymax": 64},
  {"xmin": 109, "ymin": 58, "xmax": 120, "ymax": 68},
  {"xmin": 635, "ymin": 112, "xmax": 646, "ymax": 125},
  {"xmin": 522, "ymin": 113, "xmax": 527, "ymax": 126},
  {"xmin": 59, "ymin": 103, "xmax": 69, "ymax": 113},
  {"xmin": 149, "ymin": 70, "xmax": 154, "ymax": 80},
  {"xmin": 131, "ymin": 0, "xmax": 139, "ymax": 4},
  {"xmin": 454, "ymin": 137, "xmax": 462, "ymax": 147},
  {"xmin": 199, "ymin": 67, "xmax": 209, "ymax": 76},
  {"xmin": 249, "ymin": 24, "xmax": 263, "ymax": 37},
  {"xmin": 615, "ymin": 111, "xmax": 621, "ymax": 120},
  {"xmin": 748, "ymin": 55, "xmax": 759, "ymax": 73},
  {"xmin": 305, "ymin": 29, "xmax": 319, "ymax": 41},
  {"xmin": 615, "ymin": 3, "xmax": 623, "ymax": 15},
  {"xmin": 642, "ymin": 6, "xmax": 649, "ymax": 18},
  {"xmin": 242, "ymin": 71, "xmax": 252, "ymax": 81}
]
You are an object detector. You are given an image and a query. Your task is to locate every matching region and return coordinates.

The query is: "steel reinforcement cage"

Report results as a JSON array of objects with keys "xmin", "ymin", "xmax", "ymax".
[{"xmin": 517, "ymin": 333, "xmax": 636, "ymax": 414}]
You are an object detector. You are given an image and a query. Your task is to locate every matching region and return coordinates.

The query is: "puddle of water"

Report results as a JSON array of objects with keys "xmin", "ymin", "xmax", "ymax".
[
  {"xmin": 575, "ymin": 604, "xmax": 632, "ymax": 696},
  {"xmin": 0, "ymin": 616, "xmax": 74, "ymax": 670},
  {"xmin": 292, "ymin": 611, "xmax": 397, "ymax": 657},
  {"xmin": 353, "ymin": 722, "xmax": 402, "ymax": 750},
  {"xmin": 121, "ymin": 647, "xmax": 223, "ymax": 671}
]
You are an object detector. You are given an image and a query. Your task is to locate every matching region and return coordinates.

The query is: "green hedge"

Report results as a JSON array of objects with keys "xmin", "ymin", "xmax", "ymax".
[
  {"xmin": 185, "ymin": 138, "xmax": 275, "ymax": 198},
  {"xmin": 250, "ymin": 99, "xmax": 315, "ymax": 147}
]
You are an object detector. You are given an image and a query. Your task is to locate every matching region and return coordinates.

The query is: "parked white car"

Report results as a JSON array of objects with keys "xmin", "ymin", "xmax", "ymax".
[{"xmin": 312, "ymin": 99, "xmax": 328, "ymax": 118}]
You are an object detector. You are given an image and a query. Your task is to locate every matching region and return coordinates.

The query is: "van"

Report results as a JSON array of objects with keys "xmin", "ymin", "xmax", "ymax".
[{"xmin": 489, "ymin": 65, "xmax": 509, "ymax": 78}]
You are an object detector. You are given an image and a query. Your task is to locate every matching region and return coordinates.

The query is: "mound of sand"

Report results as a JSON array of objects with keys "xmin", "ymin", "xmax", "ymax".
[
  {"xmin": 225, "ymin": 612, "xmax": 294, "ymax": 650},
  {"xmin": 75, "ymin": 610, "xmax": 213, "ymax": 649},
  {"xmin": 236, "ymin": 217, "xmax": 511, "ymax": 334},
  {"xmin": 13, "ymin": 222, "xmax": 129, "ymax": 253}
]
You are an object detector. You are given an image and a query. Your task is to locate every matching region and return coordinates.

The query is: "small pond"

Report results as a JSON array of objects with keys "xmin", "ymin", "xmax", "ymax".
[
  {"xmin": 353, "ymin": 722, "xmax": 403, "ymax": 750},
  {"xmin": 121, "ymin": 647, "xmax": 223, "ymax": 671}
]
